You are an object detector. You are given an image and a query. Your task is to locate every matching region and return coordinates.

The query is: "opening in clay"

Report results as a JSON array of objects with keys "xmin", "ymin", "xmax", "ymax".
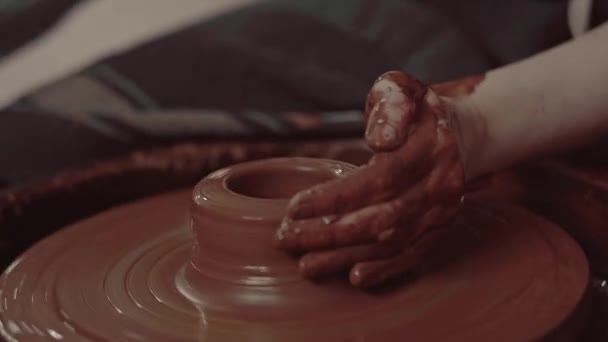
[{"xmin": 226, "ymin": 168, "xmax": 335, "ymax": 199}]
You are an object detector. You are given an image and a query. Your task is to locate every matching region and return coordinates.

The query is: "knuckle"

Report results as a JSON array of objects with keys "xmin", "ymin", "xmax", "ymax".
[
  {"xmin": 384, "ymin": 201, "xmax": 403, "ymax": 223},
  {"xmin": 330, "ymin": 190, "xmax": 347, "ymax": 213},
  {"xmin": 443, "ymin": 168, "xmax": 464, "ymax": 194}
]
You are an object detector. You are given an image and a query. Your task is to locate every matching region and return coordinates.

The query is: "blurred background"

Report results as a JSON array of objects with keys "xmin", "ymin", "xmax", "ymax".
[{"xmin": 0, "ymin": 0, "xmax": 604, "ymax": 189}]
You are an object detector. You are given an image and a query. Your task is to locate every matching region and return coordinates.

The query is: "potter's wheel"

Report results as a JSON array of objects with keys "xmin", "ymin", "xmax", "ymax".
[{"xmin": 0, "ymin": 159, "xmax": 590, "ymax": 341}]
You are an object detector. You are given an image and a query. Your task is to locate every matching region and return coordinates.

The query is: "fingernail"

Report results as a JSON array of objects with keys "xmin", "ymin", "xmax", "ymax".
[
  {"xmin": 275, "ymin": 218, "xmax": 295, "ymax": 248},
  {"xmin": 298, "ymin": 257, "xmax": 311, "ymax": 274},
  {"xmin": 374, "ymin": 123, "xmax": 397, "ymax": 143},
  {"xmin": 274, "ymin": 230, "xmax": 287, "ymax": 249},
  {"xmin": 349, "ymin": 267, "xmax": 363, "ymax": 287},
  {"xmin": 321, "ymin": 215, "xmax": 338, "ymax": 225},
  {"xmin": 299, "ymin": 256, "xmax": 326, "ymax": 280},
  {"xmin": 365, "ymin": 104, "xmax": 401, "ymax": 151},
  {"xmin": 367, "ymin": 124, "xmax": 398, "ymax": 150},
  {"xmin": 377, "ymin": 229, "xmax": 396, "ymax": 242},
  {"xmin": 286, "ymin": 191, "xmax": 312, "ymax": 219},
  {"xmin": 288, "ymin": 204, "xmax": 312, "ymax": 220}
]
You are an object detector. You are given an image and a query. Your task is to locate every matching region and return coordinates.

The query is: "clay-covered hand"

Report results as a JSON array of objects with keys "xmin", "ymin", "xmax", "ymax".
[{"xmin": 275, "ymin": 71, "xmax": 466, "ymax": 288}]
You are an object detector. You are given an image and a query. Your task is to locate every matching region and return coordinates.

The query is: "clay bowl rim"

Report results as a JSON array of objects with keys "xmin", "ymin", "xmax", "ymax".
[{"xmin": 192, "ymin": 157, "xmax": 356, "ymax": 221}]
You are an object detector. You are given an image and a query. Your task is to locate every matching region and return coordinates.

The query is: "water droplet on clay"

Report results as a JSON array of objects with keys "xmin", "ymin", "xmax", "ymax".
[{"xmin": 47, "ymin": 329, "xmax": 63, "ymax": 340}]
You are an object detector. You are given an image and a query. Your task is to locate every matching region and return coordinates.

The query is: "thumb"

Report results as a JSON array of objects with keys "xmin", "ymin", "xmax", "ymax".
[{"xmin": 364, "ymin": 71, "xmax": 427, "ymax": 152}]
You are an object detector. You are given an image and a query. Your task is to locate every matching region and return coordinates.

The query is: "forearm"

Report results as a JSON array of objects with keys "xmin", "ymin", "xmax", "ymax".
[{"xmin": 454, "ymin": 22, "xmax": 608, "ymax": 180}]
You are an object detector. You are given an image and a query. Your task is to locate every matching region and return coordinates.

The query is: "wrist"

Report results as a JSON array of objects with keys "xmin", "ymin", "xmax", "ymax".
[{"xmin": 444, "ymin": 95, "xmax": 489, "ymax": 182}]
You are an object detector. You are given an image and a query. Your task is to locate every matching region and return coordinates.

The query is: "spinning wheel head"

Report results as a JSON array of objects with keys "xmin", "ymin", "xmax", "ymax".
[{"xmin": 0, "ymin": 158, "xmax": 589, "ymax": 341}]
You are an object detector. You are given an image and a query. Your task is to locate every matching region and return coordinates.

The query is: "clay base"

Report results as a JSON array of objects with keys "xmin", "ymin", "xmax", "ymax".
[{"xmin": 0, "ymin": 189, "xmax": 589, "ymax": 341}]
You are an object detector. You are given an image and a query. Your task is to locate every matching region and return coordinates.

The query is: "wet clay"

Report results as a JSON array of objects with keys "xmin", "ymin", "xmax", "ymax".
[
  {"xmin": 277, "ymin": 72, "xmax": 466, "ymax": 286},
  {"xmin": 0, "ymin": 158, "xmax": 590, "ymax": 341}
]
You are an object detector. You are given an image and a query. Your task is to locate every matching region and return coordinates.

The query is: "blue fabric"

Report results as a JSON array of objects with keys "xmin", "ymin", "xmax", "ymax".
[{"xmin": 0, "ymin": 0, "xmax": 585, "ymax": 187}]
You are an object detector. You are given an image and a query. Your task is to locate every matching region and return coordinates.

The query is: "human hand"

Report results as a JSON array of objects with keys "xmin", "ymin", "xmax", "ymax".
[{"xmin": 274, "ymin": 71, "xmax": 468, "ymax": 288}]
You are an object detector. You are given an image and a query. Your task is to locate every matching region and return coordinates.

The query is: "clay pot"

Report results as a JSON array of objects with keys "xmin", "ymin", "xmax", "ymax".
[
  {"xmin": 180, "ymin": 157, "xmax": 356, "ymax": 321},
  {"xmin": 189, "ymin": 157, "xmax": 352, "ymax": 281}
]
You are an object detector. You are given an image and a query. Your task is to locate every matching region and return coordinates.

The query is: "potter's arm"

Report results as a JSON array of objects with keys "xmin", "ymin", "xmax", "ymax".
[
  {"xmin": 455, "ymin": 22, "xmax": 608, "ymax": 180},
  {"xmin": 275, "ymin": 23, "xmax": 608, "ymax": 288}
]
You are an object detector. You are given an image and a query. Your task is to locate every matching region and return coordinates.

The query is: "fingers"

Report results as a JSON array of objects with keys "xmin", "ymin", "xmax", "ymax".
[
  {"xmin": 298, "ymin": 243, "xmax": 400, "ymax": 279},
  {"xmin": 279, "ymin": 156, "xmax": 461, "ymax": 254},
  {"xmin": 286, "ymin": 152, "xmax": 431, "ymax": 220},
  {"xmin": 292, "ymin": 204, "xmax": 455, "ymax": 288},
  {"xmin": 365, "ymin": 71, "xmax": 427, "ymax": 152},
  {"xmin": 366, "ymin": 99, "xmax": 413, "ymax": 152},
  {"xmin": 349, "ymin": 227, "xmax": 444, "ymax": 289},
  {"xmin": 276, "ymin": 203, "xmax": 399, "ymax": 252},
  {"xmin": 425, "ymin": 130, "xmax": 464, "ymax": 201},
  {"xmin": 349, "ymin": 251, "xmax": 413, "ymax": 289},
  {"xmin": 287, "ymin": 126, "xmax": 435, "ymax": 221},
  {"xmin": 285, "ymin": 164, "xmax": 396, "ymax": 220},
  {"xmin": 276, "ymin": 183, "xmax": 428, "ymax": 252},
  {"xmin": 426, "ymin": 158, "xmax": 464, "ymax": 202},
  {"xmin": 284, "ymin": 201, "xmax": 459, "ymax": 288},
  {"xmin": 347, "ymin": 200, "xmax": 459, "ymax": 289},
  {"xmin": 407, "ymin": 202, "xmax": 460, "ymax": 243}
]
